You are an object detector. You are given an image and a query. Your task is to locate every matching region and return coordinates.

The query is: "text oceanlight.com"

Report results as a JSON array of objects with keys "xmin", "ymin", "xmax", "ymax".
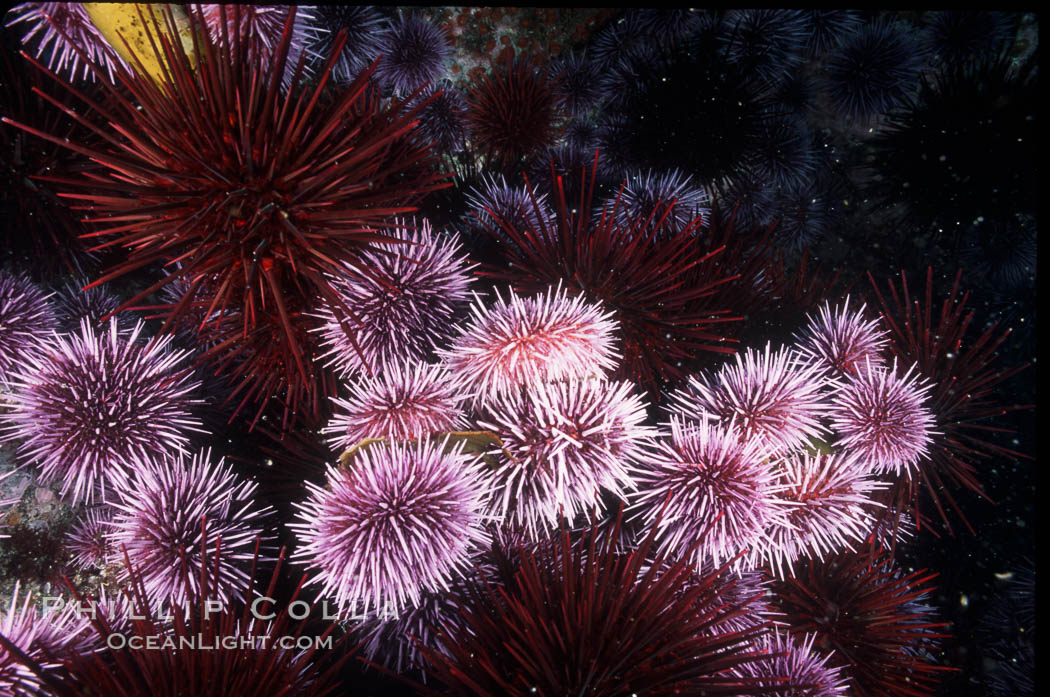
[{"xmin": 105, "ymin": 633, "xmax": 334, "ymax": 651}]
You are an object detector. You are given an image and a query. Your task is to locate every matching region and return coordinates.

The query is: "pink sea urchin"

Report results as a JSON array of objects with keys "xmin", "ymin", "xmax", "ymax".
[
  {"xmin": 314, "ymin": 219, "xmax": 475, "ymax": 379},
  {"xmin": 753, "ymin": 451, "xmax": 885, "ymax": 578},
  {"xmin": 0, "ymin": 269, "xmax": 56, "ymax": 384},
  {"xmin": 796, "ymin": 298, "xmax": 888, "ymax": 376},
  {"xmin": 0, "ymin": 318, "xmax": 204, "ymax": 503},
  {"xmin": 323, "ymin": 360, "xmax": 465, "ymax": 452},
  {"xmin": 291, "ymin": 438, "xmax": 493, "ymax": 616},
  {"xmin": 668, "ymin": 343, "xmax": 829, "ymax": 456},
  {"xmin": 828, "ymin": 358, "xmax": 935, "ymax": 475},
  {"xmin": 629, "ymin": 417, "xmax": 784, "ymax": 571},
  {"xmin": 108, "ymin": 447, "xmax": 274, "ymax": 608},
  {"xmin": 439, "ymin": 285, "xmax": 619, "ymax": 407},
  {"xmin": 476, "ymin": 377, "xmax": 651, "ymax": 539}
]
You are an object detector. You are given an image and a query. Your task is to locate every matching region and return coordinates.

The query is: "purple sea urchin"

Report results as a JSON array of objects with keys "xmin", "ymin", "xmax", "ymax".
[
  {"xmin": 821, "ymin": 19, "xmax": 925, "ymax": 122},
  {"xmin": 292, "ymin": 438, "xmax": 493, "ymax": 616},
  {"xmin": 5, "ymin": 2, "xmax": 129, "ymax": 81},
  {"xmin": 51, "ymin": 279, "xmax": 124, "ymax": 333},
  {"xmin": 0, "ymin": 581, "xmax": 90, "ymax": 694},
  {"xmin": 731, "ymin": 630, "xmax": 849, "ymax": 697},
  {"xmin": 796, "ymin": 299, "xmax": 888, "ymax": 377},
  {"xmin": 629, "ymin": 417, "xmax": 783, "ymax": 571},
  {"xmin": 374, "ymin": 12, "xmax": 451, "ymax": 96},
  {"xmin": 668, "ymin": 344, "xmax": 829, "ymax": 456},
  {"xmin": 476, "ymin": 377, "xmax": 651, "ymax": 539},
  {"xmin": 323, "ymin": 360, "xmax": 465, "ymax": 451},
  {"xmin": 314, "ymin": 219, "xmax": 475, "ymax": 380},
  {"xmin": 316, "ymin": 5, "xmax": 389, "ymax": 85},
  {"xmin": 108, "ymin": 448, "xmax": 274, "ymax": 608},
  {"xmin": 754, "ymin": 452, "xmax": 884, "ymax": 578},
  {"xmin": 0, "ymin": 318, "xmax": 204, "ymax": 504},
  {"xmin": 614, "ymin": 168, "xmax": 711, "ymax": 236},
  {"xmin": 439, "ymin": 286, "xmax": 619, "ymax": 407},
  {"xmin": 65, "ymin": 506, "xmax": 115, "ymax": 571},
  {"xmin": 829, "ymin": 358, "xmax": 935, "ymax": 475},
  {"xmin": 0, "ymin": 270, "xmax": 56, "ymax": 384}
]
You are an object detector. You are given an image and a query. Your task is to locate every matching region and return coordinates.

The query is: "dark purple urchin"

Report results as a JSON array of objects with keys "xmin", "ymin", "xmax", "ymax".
[
  {"xmin": 549, "ymin": 51, "xmax": 601, "ymax": 116},
  {"xmin": 803, "ymin": 10, "xmax": 862, "ymax": 56},
  {"xmin": 959, "ymin": 217, "xmax": 1037, "ymax": 290},
  {"xmin": 415, "ymin": 513, "xmax": 781, "ymax": 697},
  {"xmin": 462, "ymin": 173, "xmax": 553, "ymax": 242},
  {"xmin": 668, "ymin": 343, "xmax": 829, "ymax": 457},
  {"xmin": 313, "ymin": 219, "xmax": 475, "ymax": 380},
  {"xmin": 821, "ymin": 18, "xmax": 925, "ymax": 123},
  {"xmin": 719, "ymin": 9, "xmax": 811, "ymax": 88},
  {"xmin": 5, "ymin": 2, "xmax": 129, "ymax": 81},
  {"xmin": 475, "ymin": 377, "xmax": 652, "ymax": 539},
  {"xmin": 0, "ymin": 270, "xmax": 56, "ymax": 384},
  {"xmin": 50, "ymin": 278, "xmax": 126, "ymax": 333},
  {"xmin": 629, "ymin": 417, "xmax": 783, "ymax": 572},
  {"xmin": 770, "ymin": 177, "xmax": 834, "ymax": 253},
  {"xmin": 752, "ymin": 452, "xmax": 884, "ymax": 579},
  {"xmin": 323, "ymin": 360, "xmax": 465, "ymax": 452},
  {"xmin": 745, "ymin": 111, "xmax": 817, "ymax": 191},
  {"xmin": 828, "ymin": 358, "xmax": 936, "ymax": 476},
  {"xmin": 0, "ymin": 318, "xmax": 205, "ymax": 504},
  {"xmin": 612, "ymin": 168, "xmax": 711, "ymax": 236},
  {"xmin": 316, "ymin": 5, "xmax": 389, "ymax": 84},
  {"xmin": 922, "ymin": 11, "xmax": 1018, "ymax": 66},
  {"xmin": 291, "ymin": 438, "xmax": 494, "ymax": 617},
  {"xmin": 466, "ymin": 56, "xmax": 566, "ymax": 171},
  {"xmin": 108, "ymin": 447, "xmax": 274, "ymax": 608},
  {"xmin": 774, "ymin": 550, "xmax": 954, "ymax": 697},
  {"xmin": 374, "ymin": 12, "xmax": 450, "ymax": 96},
  {"xmin": 409, "ymin": 82, "xmax": 469, "ymax": 154}
]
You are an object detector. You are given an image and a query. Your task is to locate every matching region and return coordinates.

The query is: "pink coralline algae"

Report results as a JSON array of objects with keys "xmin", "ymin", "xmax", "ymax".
[
  {"xmin": 291, "ymin": 438, "xmax": 493, "ymax": 616},
  {"xmin": 439, "ymin": 285, "xmax": 620, "ymax": 406}
]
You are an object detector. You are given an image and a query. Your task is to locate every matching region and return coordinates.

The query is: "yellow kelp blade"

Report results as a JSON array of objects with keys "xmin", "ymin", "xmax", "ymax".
[{"xmin": 84, "ymin": 3, "xmax": 197, "ymax": 82}]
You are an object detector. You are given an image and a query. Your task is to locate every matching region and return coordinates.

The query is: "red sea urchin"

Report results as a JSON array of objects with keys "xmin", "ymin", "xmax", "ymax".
[
  {"xmin": 2, "ymin": 5, "xmax": 450, "ymax": 429},
  {"xmin": 0, "ymin": 318, "xmax": 203, "ymax": 504},
  {"xmin": 774, "ymin": 549, "xmax": 954, "ymax": 697},
  {"xmin": 465, "ymin": 55, "xmax": 565, "ymax": 170},
  {"xmin": 291, "ymin": 438, "xmax": 493, "ymax": 617},
  {"xmin": 477, "ymin": 154, "xmax": 756, "ymax": 392},
  {"xmin": 867, "ymin": 267, "xmax": 1031, "ymax": 534},
  {"xmin": 415, "ymin": 512, "xmax": 780, "ymax": 697}
]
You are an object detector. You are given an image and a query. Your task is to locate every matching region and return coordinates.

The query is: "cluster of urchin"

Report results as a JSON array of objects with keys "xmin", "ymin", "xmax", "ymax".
[{"xmin": 0, "ymin": 5, "xmax": 1031, "ymax": 697}]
